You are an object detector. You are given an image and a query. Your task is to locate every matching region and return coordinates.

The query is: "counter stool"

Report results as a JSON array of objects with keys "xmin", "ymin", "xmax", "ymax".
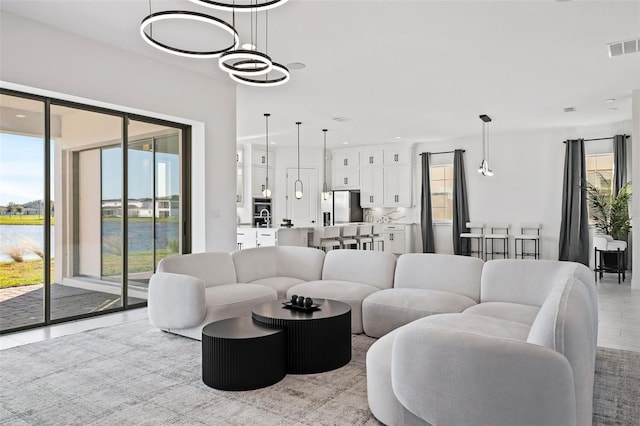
[
  {"xmin": 339, "ymin": 225, "xmax": 358, "ymax": 249},
  {"xmin": 372, "ymin": 224, "xmax": 385, "ymax": 251},
  {"xmin": 514, "ymin": 223, "xmax": 541, "ymax": 259},
  {"xmin": 460, "ymin": 222, "xmax": 484, "ymax": 259},
  {"xmin": 355, "ymin": 224, "xmax": 374, "ymax": 250},
  {"xmin": 485, "ymin": 223, "xmax": 510, "ymax": 260},
  {"xmin": 312, "ymin": 226, "xmax": 341, "ymax": 252}
]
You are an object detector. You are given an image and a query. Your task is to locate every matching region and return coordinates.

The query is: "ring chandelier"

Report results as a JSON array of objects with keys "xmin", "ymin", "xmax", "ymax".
[{"xmin": 140, "ymin": 0, "xmax": 290, "ymax": 87}]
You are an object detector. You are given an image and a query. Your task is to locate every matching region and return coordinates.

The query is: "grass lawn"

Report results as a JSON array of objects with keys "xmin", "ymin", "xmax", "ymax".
[
  {"xmin": 0, "ymin": 259, "xmax": 52, "ymax": 288},
  {"xmin": 0, "ymin": 250, "xmax": 177, "ymax": 288},
  {"xmin": 0, "ymin": 216, "xmax": 55, "ymax": 225}
]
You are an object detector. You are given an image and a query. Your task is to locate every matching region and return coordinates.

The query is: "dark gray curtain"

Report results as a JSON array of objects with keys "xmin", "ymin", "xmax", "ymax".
[
  {"xmin": 559, "ymin": 139, "xmax": 589, "ymax": 266},
  {"xmin": 613, "ymin": 134, "xmax": 627, "ymax": 197},
  {"xmin": 421, "ymin": 153, "xmax": 435, "ymax": 253},
  {"xmin": 452, "ymin": 150, "xmax": 469, "ymax": 255}
]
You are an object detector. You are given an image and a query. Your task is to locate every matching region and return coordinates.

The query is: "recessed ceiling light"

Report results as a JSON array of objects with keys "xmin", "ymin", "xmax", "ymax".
[
  {"xmin": 270, "ymin": 141, "xmax": 276, "ymax": 145},
  {"xmin": 395, "ymin": 136, "xmax": 401, "ymax": 139},
  {"xmin": 342, "ymin": 141, "xmax": 349, "ymax": 145},
  {"xmin": 332, "ymin": 116, "xmax": 350, "ymax": 122},
  {"xmin": 287, "ymin": 62, "xmax": 306, "ymax": 70},
  {"xmin": 605, "ymin": 98, "xmax": 616, "ymax": 103},
  {"xmin": 241, "ymin": 43, "xmax": 256, "ymax": 50},
  {"xmin": 15, "ymin": 114, "xmax": 26, "ymax": 118},
  {"xmin": 563, "ymin": 107, "xmax": 576, "ymax": 113}
]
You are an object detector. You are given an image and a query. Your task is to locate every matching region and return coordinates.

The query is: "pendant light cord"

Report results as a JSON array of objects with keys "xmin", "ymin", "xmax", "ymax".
[
  {"xmin": 323, "ymin": 129, "xmax": 327, "ymax": 191},
  {"xmin": 296, "ymin": 122, "xmax": 301, "ymax": 179}
]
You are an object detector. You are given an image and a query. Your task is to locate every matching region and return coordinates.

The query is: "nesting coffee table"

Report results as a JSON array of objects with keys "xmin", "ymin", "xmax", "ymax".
[{"xmin": 252, "ymin": 299, "xmax": 352, "ymax": 374}]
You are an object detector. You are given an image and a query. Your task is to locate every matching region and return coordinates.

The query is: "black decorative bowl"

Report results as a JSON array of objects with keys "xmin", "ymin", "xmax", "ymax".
[{"xmin": 282, "ymin": 301, "xmax": 321, "ymax": 312}]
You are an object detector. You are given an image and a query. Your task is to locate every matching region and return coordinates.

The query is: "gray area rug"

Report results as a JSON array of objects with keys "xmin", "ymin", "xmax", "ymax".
[{"xmin": 1, "ymin": 320, "xmax": 638, "ymax": 426}]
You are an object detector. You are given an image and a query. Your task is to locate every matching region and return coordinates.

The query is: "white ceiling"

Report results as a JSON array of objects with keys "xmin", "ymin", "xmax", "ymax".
[{"xmin": 1, "ymin": 0, "xmax": 639, "ymax": 148}]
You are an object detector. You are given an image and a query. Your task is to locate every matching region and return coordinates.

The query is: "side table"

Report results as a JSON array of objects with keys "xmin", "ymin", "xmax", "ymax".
[{"xmin": 202, "ymin": 317, "xmax": 286, "ymax": 391}]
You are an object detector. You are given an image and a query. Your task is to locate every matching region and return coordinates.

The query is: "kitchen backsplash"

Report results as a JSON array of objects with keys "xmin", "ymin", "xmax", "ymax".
[{"xmin": 364, "ymin": 208, "xmax": 413, "ymax": 223}]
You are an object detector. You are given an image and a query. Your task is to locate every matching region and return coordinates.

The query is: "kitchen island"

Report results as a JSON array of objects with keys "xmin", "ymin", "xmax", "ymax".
[{"xmin": 236, "ymin": 226, "xmax": 311, "ymax": 249}]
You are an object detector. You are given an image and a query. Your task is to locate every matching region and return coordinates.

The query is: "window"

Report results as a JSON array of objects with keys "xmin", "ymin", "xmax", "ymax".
[
  {"xmin": 586, "ymin": 154, "xmax": 613, "ymax": 194},
  {"xmin": 585, "ymin": 153, "xmax": 613, "ymax": 223},
  {"xmin": 430, "ymin": 164, "xmax": 453, "ymax": 221}
]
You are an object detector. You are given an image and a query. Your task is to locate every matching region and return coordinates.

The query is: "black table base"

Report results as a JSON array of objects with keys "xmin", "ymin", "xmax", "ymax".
[
  {"xmin": 252, "ymin": 299, "xmax": 352, "ymax": 374},
  {"xmin": 202, "ymin": 317, "xmax": 286, "ymax": 391}
]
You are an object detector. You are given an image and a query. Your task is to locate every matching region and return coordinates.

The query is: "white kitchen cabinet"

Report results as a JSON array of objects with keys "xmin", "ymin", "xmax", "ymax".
[
  {"xmin": 332, "ymin": 168, "xmax": 360, "ymax": 190},
  {"xmin": 256, "ymin": 228, "xmax": 277, "ymax": 247},
  {"xmin": 360, "ymin": 167, "xmax": 384, "ymax": 207},
  {"xmin": 332, "ymin": 150, "xmax": 359, "ymax": 169},
  {"xmin": 237, "ymin": 228, "xmax": 257, "ymax": 250},
  {"xmin": 384, "ymin": 145, "xmax": 412, "ymax": 165},
  {"xmin": 251, "ymin": 166, "xmax": 275, "ymax": 198},
  {"xmin": 251, "ymin": 146, "xmax": 274, "ymax": 166},
  {"xmin": 359, "ymin": 149, "xmax": 383, "ymax": 168},
  {"xmin": 382, "ymin": 224, "xmax": 414, "ymax": 255},
  {"xmin": 383, "ymin": 166, "xmax": 412, "ymax": 207}
]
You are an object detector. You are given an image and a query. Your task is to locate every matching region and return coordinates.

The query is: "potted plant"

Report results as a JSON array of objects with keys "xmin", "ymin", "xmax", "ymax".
[{"xmin": 584, "ymin": 174, "xmax": 632, "ymax": 268}]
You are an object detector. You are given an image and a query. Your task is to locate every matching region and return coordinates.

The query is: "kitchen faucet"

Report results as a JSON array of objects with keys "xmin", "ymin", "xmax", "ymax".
[{"xmin": 259, "ymin": 209, "xmax": 271, "ymax": 228}]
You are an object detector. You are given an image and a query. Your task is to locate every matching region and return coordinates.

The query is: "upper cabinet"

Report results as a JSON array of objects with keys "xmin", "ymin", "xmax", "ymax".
[
  {"xmin": 250, "ymin": 145, "xmax": 275, "ymax": 198},
  {"xmin": 331, "ymin": 149, "xmax": 360, "ymax": 190},
  {"xmin": 330, "ymin": 144, "xmax": 413, "ymax": 207},
  {"xmin": 236, "ymin": 147, "xmax": 244, "ymax": 204},
  {"xmin": 383, "ymin": 145, "xmax": 411, "ymax": 165},
  {"xmin": 251, "ymin": 146, "xmax": 274, "ymax": 167},
  {"xmin": 359, "ymin": 149, "xmax": 384, "ymax": 168}
]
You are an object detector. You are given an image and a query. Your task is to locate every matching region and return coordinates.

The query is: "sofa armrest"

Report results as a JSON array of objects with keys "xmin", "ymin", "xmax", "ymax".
[
  {"xmin": 148, "ymin": 272, "xmax": 206, "ymax": 329},
  {"xmin": 392, "ymin": 326, "xmax": 577, "ymax": 426}
]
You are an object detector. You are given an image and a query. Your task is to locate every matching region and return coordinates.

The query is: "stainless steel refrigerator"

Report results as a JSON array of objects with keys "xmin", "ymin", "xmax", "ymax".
[{"xmin": 321, "ymin": 190, "xmax": 363, "ymax": 225}]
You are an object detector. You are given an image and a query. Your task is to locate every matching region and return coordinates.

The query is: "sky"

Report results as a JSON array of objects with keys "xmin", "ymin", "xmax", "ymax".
[{"xmin": 0, "ymin": 132, "xmax": 179, "ymax": 206}]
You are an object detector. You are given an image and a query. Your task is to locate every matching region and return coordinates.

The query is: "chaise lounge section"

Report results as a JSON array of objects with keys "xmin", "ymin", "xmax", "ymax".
[{"xmin": 366, "ymin": 258, "xmax": 597, "ymax": 426}]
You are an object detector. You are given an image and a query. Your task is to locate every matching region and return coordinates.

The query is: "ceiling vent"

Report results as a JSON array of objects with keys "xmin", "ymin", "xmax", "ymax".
[
  {"xmin": 564, "ymin": 107, "xmax": 576, "ymax": 113},
  {"xmin": 607, "ymin": 38, "xmax": 640, "ymax": 57}
]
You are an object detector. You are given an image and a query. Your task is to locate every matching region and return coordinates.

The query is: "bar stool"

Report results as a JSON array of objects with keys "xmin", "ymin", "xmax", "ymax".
[
  {"xmin": 355, "ymin": 224, "xmax": 374, "ymax": 250},
  {"xmin": 460, "ymin": 222, "xmax": 484, "ymax": 259},
  {"xmin": 514, "ymin": 223, "xmax": 541, "ymax": 259},
  {"xmin": 371, "ymin": 224, "xmax": 385, "ymax": 251},
  {"xmin": 339, "ymin": 225, "xmax": 358, "ymax": 249},
  {"xmin": 311, "ymin": 226, "xmax": 341, "ymax": 252},
  {"xmin": 593, "ymin": 235, "xmax": 627, "ymax": 284},
  {"xmin": 484, "ymin": 223, "xmax": 510, "ymax": 260}
]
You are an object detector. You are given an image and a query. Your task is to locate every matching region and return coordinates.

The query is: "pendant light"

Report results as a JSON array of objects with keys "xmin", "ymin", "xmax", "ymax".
[
  {"xmin": 477, "ymin": 114, "xmax": 493, "ymax": 177},
  {"xmin": 321, "ymin": 129, "xmax": 331, "ymax": 201},
  {"xmin": 294, "ymin": 122, "xmax": 303, "ymax": 199},
  {"xmin": 263, "ymin": 113, "xmax": 272, "ymax": 198}
]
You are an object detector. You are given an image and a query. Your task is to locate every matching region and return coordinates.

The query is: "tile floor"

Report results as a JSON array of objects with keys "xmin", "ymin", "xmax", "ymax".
[{"xmin": 1, "ymin": 274, "xmax": 638, "ymax": 352}]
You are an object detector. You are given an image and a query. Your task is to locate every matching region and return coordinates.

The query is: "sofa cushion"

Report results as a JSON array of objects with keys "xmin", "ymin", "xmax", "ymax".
[
  {"xmin": 286, "ymin": 280, "xmax": 381, "ymax": 334},
  {"xmin": 321, "ymin": 250, "xmax": 397, "ymax": 290},
  {"xmin": 480, "ymin": 259, "xmax": 591, "ymax": 307},
  {"xmin": 362, "ymin": 288, "xmax": 477, "ymax": 338},
  {"xmin": 157, "ymin": 252, "xmax": 237, "ymax": 288},
  {"xmin": 231, "ymin": 246, "xmax": 325, "ymax": 285},
  {"xmin": 249, "ymin": 277, "xmax": 305, "ymax": 299},
  {"xmin": 463, "ymin": 302, "xmax": 540, "ymax": 326},
  {"xmin": 394, "ymin": 253, "xmax": 483, "ymax": 302},
  {"xmin": 404, "ymin": 312, "xmax": 531, "ymax": 342}
]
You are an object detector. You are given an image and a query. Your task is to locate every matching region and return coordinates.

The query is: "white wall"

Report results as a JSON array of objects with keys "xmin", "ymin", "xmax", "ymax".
[
  {"xmin": 0, "ymin": 11, "xmax": 238, "ymax": 253},
  {"xmin": 406, "ymin": 120, "xmax": 633, "ymax": 262}
]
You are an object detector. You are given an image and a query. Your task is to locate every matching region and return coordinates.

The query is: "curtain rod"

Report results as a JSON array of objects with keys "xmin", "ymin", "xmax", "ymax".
[
  {"xmin": 563, "ymin": 134, "xmax": 629, "ymax": 143},
  {"xmin": 418, "ymin": 149, "xmax": 465, "ymax": 156}
]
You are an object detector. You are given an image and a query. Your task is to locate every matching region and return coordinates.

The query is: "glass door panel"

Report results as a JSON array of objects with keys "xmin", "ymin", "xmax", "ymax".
[
  {"xmin": 0, "ymin": 94, "xmax": 45, "ymax": 331},
  {"xmin": 50, "ymin": 104, "xmax": 124, "ymax": 320}
]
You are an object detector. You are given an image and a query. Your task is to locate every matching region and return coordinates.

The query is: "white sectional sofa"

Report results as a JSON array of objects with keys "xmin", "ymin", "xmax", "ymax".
[
  {"xmin": 231, "ymin": 246, "xmax": 325, "ymax": 299},
  {"xmin": 366, "ymin": 258, "xmax": 597, "ymax": 426},
  {"xmin": 147, "ymin": 248, "xmax": 597, "ymax": 425},
  {"xmin": 286, "ymin": 249, "xmax": 397, "ymax": 333},
  {"xmin": 148, "ymin": 252, "xmax": 278, "ymax": 340}
]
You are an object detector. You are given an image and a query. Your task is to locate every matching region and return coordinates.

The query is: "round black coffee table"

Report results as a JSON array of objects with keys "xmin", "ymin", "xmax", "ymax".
[
  {"xmin": 202, "ymin": 317, "xmax": 286, "ymax": 391},
  {"xmin": 252, "ymin": 299, "xmax": 351, "ymax": 374}
]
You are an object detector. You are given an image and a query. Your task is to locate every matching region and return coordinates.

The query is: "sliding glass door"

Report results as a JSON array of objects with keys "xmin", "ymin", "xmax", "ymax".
[{"xmin": 0, "ymin": 89, "xmax": 190, "ymax": 333}]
